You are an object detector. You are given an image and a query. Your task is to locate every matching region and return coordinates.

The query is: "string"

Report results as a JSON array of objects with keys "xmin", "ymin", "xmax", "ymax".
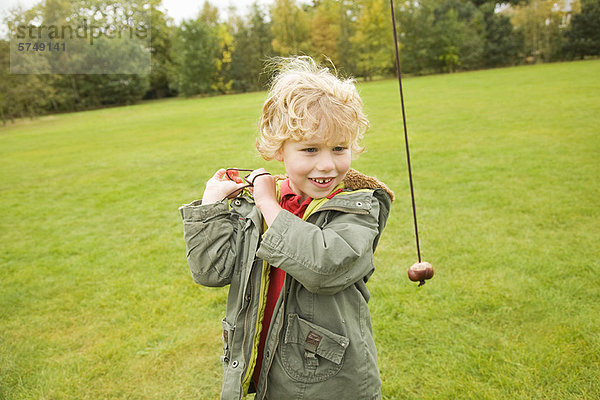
[
  {"xmin": 222, "ymin": 168, "xmax": 272, "ymax": 200},
  {"xmin": 389, "ymin": 0, "xmax": 422, "ymax": 263}
]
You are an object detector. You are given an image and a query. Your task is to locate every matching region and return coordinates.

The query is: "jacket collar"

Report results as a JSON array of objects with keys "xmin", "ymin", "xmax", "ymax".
[
  {"xmin": 273, "ymin": 168, "xmax": 394, "ymax": 220},
  {"xmin": 342, "ymin": 168, "xmax": 395, "ymax": 202},
  {"xmin": 273, "ymin": 168, "xmax": 395, "ymax": 203}
]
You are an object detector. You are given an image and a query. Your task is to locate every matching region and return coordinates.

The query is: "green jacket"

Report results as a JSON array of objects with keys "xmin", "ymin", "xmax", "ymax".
[{"xmin": 180, "ymin": 169, "xmax": 394, "ymax": 400}]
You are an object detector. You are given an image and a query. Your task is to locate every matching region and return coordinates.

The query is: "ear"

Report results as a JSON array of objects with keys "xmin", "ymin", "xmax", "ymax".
[{"xmin": 274, "ymin": 149, "xmax": 284, "ymax": 162}]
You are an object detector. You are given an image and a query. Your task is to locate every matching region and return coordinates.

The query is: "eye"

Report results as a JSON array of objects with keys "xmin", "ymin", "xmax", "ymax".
[
  {"xmin": 302, "ymin": 147, "xmax": 318, "ymax": 153},
  {"xmin": 333, "ymin": 146, "xmax": 347, "ymax": 152}
]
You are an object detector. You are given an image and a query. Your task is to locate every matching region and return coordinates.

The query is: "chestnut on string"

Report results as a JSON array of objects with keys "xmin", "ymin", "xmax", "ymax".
[
  {"xmin": 408, "ymin": 262, "xmax": 434, "ymax": 287},
  {"xmin": 390, "ymin": 0, "xmax": 434, "ymax": 289}
]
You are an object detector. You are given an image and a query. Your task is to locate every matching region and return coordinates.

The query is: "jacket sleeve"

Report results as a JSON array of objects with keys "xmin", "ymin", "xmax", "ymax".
[
  {"xmin": 179, "ymin": 199, "xmax": 237, "ymax": 287},
  {"xmin": 256, "ymin": 195, "xmax": 381, "ymax": 295}
]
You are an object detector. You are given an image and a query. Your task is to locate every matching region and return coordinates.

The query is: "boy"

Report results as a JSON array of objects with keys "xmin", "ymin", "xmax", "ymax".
[{"xmin": 180, "ymin": 56, "xmax": 394, "ymax": 399}]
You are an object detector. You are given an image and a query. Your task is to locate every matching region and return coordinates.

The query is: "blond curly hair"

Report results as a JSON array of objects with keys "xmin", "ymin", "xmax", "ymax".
[{"xmin": 256, "ymin": 56, "xmax": 369, "ymax": 160}]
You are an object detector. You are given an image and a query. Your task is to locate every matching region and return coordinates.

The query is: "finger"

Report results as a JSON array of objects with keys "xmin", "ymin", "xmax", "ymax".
[
  {"xmin": 225, "ymin": 170, "xmax": 247, "ymax": 184},
  {"xmin": 231, "ymin": 172, "xmax": 244, "ymax": 184},
  {"xmin": 248, "ymin": 168, "xmax": 266, "ymax": 178},
  {"xmin": 225, "ymin": 182, "xmax": 249, "ymax": 199},
  {"xmin": 248, "ymin": 168, "xmax": 269, "ymax": 184},
  {"xmin": 251, "ymin": 172, "xmax": 272, "ymax": 185},
  {"xmin": 213, "ymin": 169, "xmax": 227, "ymax": 180}
]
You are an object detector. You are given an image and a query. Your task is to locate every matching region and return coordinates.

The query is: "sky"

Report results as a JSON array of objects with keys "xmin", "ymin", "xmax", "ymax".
[{"xmin": 0, "ymin": 0, "xmax": 272, "ymax": 38}]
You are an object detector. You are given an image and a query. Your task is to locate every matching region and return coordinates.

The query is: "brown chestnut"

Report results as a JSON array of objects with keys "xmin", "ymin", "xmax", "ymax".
[{"xmin": 408, "ymin": 262, "xmax": 434, "ymax": 286}]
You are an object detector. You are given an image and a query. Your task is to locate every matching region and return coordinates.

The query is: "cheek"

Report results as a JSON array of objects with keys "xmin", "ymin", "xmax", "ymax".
[
  {"xmin": 337, "ymin": 154, "xmax": 351, "ymax": 173},
  {"xmin": 284, "ymin": 155, "xmax": 311, "ymax": 177},
  {"xmin": 296, "ymin": 165, "xmax": 313, "ymax": 178}
]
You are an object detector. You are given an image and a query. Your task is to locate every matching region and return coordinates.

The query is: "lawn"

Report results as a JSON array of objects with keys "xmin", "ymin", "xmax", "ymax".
[{"xmin": 1, "ymin": 60, "xmax": 599, "ymax": 399}]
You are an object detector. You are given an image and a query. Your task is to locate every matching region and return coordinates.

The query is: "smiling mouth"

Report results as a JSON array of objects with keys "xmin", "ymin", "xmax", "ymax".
[{"xmin": 309, "ymin": 177, "xmax": 335, "ymax": 185}]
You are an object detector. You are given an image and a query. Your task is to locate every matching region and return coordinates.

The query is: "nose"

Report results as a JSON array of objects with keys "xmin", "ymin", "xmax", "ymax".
[{"xmin": 316, "ymin": 150, "xmax": 335, "ymax": 172}]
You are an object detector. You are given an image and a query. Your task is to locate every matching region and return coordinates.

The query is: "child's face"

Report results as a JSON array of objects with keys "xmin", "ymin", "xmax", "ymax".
[{"xmin": 276, "ymin": 133, "xmax": 351, "ymax": 201}]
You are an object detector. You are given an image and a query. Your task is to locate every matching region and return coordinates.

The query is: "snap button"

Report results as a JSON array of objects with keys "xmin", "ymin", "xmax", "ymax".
[
  {"xmin": 231, "ymin": 360, "xmax": 239, "ymax": 368},
  {"xmin": 356, "ymin": 201, "xmax": 363, "ymax": 207},
  {"xmin": 233, "ymin": 199, "xmax": 242, "ymax": 206}
]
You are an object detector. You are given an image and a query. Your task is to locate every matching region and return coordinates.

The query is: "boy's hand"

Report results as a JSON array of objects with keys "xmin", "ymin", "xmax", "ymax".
[
  {"xmin": 202, "ymin": 169, "xmax": 246, "ymax": 204},
  {"xmin": 248, "ymin": 168, "xmax": 282, "ymax": 226}
]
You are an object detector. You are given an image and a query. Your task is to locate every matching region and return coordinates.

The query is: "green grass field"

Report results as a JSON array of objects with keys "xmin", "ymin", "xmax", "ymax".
[{"xmin": 1, "ymin": 60, "xmax": 599, "ymax": 399}]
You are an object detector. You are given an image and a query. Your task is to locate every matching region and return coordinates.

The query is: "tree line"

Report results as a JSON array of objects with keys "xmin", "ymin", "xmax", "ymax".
[{"xmin": 1, "ymin": 0, "xmax": 599, "ymax": 124}]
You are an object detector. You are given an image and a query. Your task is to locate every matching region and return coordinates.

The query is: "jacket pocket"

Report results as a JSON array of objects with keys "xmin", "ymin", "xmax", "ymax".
[{"xmin": 281, "ymin": 313, "xmax": 350, "ymax": 383}]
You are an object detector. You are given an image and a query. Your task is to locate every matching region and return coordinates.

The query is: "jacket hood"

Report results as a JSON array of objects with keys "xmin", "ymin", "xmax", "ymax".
[
  {"xmin": 274, "ymin": 168, "xmax": 395, "ymax": 203},
  {"xmin": 343, "ymin": 168, "xmax": 395, "ymax": 202}
]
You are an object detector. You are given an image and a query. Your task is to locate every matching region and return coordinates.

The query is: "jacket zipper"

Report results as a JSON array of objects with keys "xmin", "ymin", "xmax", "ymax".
[
  {"xmin": 239, "ymin": 218, "xmax": 264, "ymax": 396},
  {"xmin": 240, "ymin": 271, "xmax": 253, "ymax": 369},
  {"xmin": 241, "ymin": 259, "xmax": 270, "ymax": 395},
  {"xmin": 259, "ymin": 276, "xmax": 288, "ymax": 399}
]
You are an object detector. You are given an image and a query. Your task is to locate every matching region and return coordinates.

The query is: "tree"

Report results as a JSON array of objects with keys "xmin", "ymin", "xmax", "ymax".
[
  {"xmin": 270, "ymin": 0, "xmax": 311, "ymax": 55},
  {"xmin": 481, "ymin": 2, "xmax": 524, "ymax": 67},
  {"xmin": 396, "ymin": 0, "xmax": 438, "ymax": 74},
  {"xmin": 509, "ymin": 0, "xmax": 569, "ymax": 62},
  {"xmin": 146, "ymin": 0, "xmax": 176, "ymax": 99},
  {"xmin": 0, "ymin": 40, "xmax": 54, "ymax": 123},
  {"xmin": 213, "ymin": 22, "xmax": 234, "ymax": 93},
  {"xmin": 3, "ymin": 1, "xmax": 64, "ymax": 118},
  {"xmin": 193, "ymin": 1, "xmax": 235, "ymax": 94},
  {"xmin": 310, "ymin": 0, "xmax": 342, "ymax": 65},
  {"xmin": 336, "ymin": 0, "xmax": 359, "ymax": 75},
  {"xmin": 199, "ymin": 0, "xmax": 219, "ymax": 26},
  {"xmin": 229, "ymin": 2, "xmax": 274, "ymax": 92},
  {"xmin": 430, "ymin": 0, "xmax": 486, "ymax": 72},
  {"xmin": 171, "ymin": 17, "xmax": 219, "ymax": 96},
  {"xmin": 564, "ymin": 0, "xmax": 600, "ymax": 58},
  {"xmin": 7, "ymin": 0, "xmax": 151, "ymax": 111},
  {"xmin": 394, "ymin": 0, "xmax": 484, "ymax": 74},
  {"xmin": 351, "ymin": 0, "xmax": 394, "ymax": 79},
  {"xmin": 432, "ymin": 8, "xmax": 464, "ymax": 72}
]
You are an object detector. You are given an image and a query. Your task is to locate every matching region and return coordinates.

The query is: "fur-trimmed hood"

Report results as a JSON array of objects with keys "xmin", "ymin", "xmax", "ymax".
[
  {"xmin": 343, "ymin": 168, "xmax": 395, "ymax": 202},
  {"xmin": 274, "ymin": 168, "xmax": 395, "ymax": 202}
]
